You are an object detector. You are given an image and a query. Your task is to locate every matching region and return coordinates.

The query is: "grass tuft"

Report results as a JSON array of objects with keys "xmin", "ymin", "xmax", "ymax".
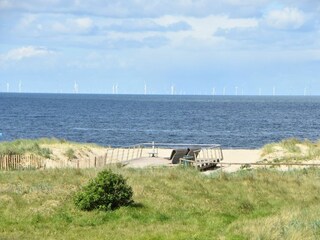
[
  {"xmin": 280, "ymin": 138, "xmax": 301, "ymax": 153},
  {"xmin": 261, "ymin": 143, "xmax": 277, "ymax": 156}
]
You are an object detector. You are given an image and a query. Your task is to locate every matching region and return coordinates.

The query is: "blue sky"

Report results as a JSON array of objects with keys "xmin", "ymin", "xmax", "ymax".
[{"xmin": 0, "ymin": 0, "xmax": 320, "ymax": 95}]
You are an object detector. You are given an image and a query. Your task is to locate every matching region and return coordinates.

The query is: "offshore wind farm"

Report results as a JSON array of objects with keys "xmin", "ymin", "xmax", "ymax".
[{"xmin": 1, "ymin": 79, "xmax": 316, "ymax": 96}]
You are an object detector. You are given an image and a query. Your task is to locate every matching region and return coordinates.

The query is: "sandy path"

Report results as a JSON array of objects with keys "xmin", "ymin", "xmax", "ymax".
[
  {"xmin": 123, "ymin": 157, "xmax": 172, "ymax": 168},
  {"xmin": 219, "ymin": 149, "xmax": 262, "ymax": 172}
]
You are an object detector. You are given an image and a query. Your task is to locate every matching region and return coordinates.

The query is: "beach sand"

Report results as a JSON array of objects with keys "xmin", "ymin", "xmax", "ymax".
[{"xmin": 218, "ymin": 149, "xmax": 262, "ymax": 172}]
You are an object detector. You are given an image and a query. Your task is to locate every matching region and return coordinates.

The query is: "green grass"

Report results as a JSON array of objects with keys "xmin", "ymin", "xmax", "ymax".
[
  {"xmin": 0, "ymin": 167, "xmax": 320, "ymax": 239},
  {"xmin": 0, "ymin": 139, "xmax": 54, "ymax": 157},
  {"xmin": 280, "ymin": 138, "xmax": 301, "ymax": 153},
  {"xmin": 261, "ymin": 143, "xmax": 277, "ymax": 156},
  {"xmin": 262, "ymin": 138, "xmax": 320, "ymax": 162},
  {"xmin": 65, "ymin": 148, "xmax": 76, "ymax": 160},
  {"xmin": 0, "ymin": 138, "xmax": 104, "ymax": 158}
]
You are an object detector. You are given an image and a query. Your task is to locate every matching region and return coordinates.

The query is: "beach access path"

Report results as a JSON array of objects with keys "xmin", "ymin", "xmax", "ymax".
[{"xmin": 123, "ymin": 149, "xmax": 262, "ymax": 173}]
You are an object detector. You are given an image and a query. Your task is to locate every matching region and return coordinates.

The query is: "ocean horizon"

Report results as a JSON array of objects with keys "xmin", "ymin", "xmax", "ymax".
[{"xmin": 1, "ymin": 93, "xmax": 319, "ymax": 149}]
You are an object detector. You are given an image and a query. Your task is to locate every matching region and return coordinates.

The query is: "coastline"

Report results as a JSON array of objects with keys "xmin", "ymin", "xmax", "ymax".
[{"xmin": 1, "ymin": 138, "xmax": 320, "ymax": 171}]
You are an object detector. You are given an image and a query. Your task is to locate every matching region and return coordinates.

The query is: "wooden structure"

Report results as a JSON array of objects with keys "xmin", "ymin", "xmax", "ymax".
[
  {"xmin": 0, "ymin": 155, "xmax": 44, "ymax": 170},
  {"xmin": 179, "ymin": 145, "xmax": 223, "ymax": 170}
]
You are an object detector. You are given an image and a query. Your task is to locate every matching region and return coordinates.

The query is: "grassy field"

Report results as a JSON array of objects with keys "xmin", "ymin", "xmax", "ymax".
[{"xmin": 0, "ymin": 166, "xmax": 320, "ymax": 239}]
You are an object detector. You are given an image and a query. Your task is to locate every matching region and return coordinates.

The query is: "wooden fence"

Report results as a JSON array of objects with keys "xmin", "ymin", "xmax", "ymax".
[
  {"xmin": 0, "ymin": 148, "xmax": 142, "ymax": 171},
  {"xmin": 0, "ymin": 155, "xmax": 44, "ymax": 170}
]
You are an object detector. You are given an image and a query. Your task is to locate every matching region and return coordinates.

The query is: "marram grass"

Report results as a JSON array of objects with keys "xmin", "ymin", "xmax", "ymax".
[
  {"xmin": 0, "ymin": 167, "xmax": 320, "ymax": 239},
  {"xmin": 261, "ymin": 138, "xmax": 320, "ymax": 162},
  {"xmin": 0, "ymin": 138, "xmax": 103, "ymax": 157}
]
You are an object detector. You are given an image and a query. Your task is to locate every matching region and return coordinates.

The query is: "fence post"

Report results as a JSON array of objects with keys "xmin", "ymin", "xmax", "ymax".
[
  {"xmin": 104, "ymin": 152, "xmax": 108, "ymax": 166},
  {"xmin": 110, "ymin": 149, "xmax": 113, "ymax": 164},
  {"xmin": 5, "ymin": 155, "xmax": 8, "ymax": 170},
  {"xmin": 121, "ymin": 148, "xmax": 124, "ymax": 161},
  {"xmin": 131, "ymin": 147, "xmax": 135, "ymax": 160},
  {"xmin": 127, "ymin": 148, "xmax": 130, "ymax": 161},
  {"xmin": 136, "ymin": 147, "xmax": 139, "ymax": 159}
]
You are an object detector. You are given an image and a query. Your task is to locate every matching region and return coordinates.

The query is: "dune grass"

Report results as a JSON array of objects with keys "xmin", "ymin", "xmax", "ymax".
[
  {"xmin": 0, "ymin": 138, "xmax": 104, "ymax": 158},
  {"xmin": 279, "ymin": 138, "xmax": 301, "ymax": 154},
  {"xmin": 0, "ymin": 167, "xmax": 320, "ymax": 239},
  {"xmin": 0, "ymin": 138, "xmax": 54, "ymax": 157},
  {"xmin": 261, "ymin": 138, "xmax": 320, "ymax": 162}
]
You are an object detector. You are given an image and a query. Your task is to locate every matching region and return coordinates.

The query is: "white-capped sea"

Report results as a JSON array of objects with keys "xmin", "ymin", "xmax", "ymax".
[{"xmin": 0, "ymin": 93, "xmax": 319, "ymax": 148}]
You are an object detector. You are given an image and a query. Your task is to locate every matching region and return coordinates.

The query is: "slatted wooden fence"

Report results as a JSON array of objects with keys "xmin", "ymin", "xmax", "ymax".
[{"xmin": 0, "ymin": 155, "xmax": 44, "ymax": 170}]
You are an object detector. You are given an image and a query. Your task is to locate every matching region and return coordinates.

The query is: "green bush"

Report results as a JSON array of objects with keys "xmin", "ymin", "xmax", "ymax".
[
  {"xmin": 74, "ymin": 169, "xmax": 133, "ymax": 211},
  {"xmin": 65, "ymin": 148, "xmax": 76, "ymax": 160}
]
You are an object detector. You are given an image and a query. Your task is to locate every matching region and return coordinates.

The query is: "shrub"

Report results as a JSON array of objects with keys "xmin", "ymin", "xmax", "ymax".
[
  {"xmin": 74, "ymin": 169, "xmax": 133, "ymax": 211},
  {"xmin": 65, "ymin": 148, "xmax": 76, "ymax": 160}
]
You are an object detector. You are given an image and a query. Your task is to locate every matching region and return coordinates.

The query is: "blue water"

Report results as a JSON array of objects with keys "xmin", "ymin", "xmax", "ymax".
[{"xmin": 0, "ymin": 93, "xmax": 319, "ymax": 148}]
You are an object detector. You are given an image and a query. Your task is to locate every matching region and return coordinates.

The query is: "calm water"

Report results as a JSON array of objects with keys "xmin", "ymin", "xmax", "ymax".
[{"xmin": 0, "ymin": 93, "xmax": 319, "ymax": 148}]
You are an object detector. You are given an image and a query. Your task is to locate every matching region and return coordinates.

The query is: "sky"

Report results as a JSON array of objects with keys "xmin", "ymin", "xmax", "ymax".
[{"xmin": 0, "ymin": 0, "xmax": 320, "ymax": 95}]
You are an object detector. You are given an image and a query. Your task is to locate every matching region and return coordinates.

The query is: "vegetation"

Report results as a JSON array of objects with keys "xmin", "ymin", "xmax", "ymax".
[
  {"xmin": 262, "ymin": 138, "xmax": 320, "ymax": 162},
  {"xmin": 65, "ymin": 148, "xmax": 76, "ymax": 160},
  {"xmin": 0, "ymin": 167, "xmax": 320, "ymax": 239},
  {"xmin": 0, "ymin": 138, "xmax": 104, "ymax": 159},
  {"xmin": 0, "ymin": 139, "xmax": 53, "ymax": 158},
  {"xmin": 280, "ymin": 138, "xmax": 301, "ymax": 153},
  {"xmin": 74, "ymin": 169, "xmax": 133, "ymax": 211}
]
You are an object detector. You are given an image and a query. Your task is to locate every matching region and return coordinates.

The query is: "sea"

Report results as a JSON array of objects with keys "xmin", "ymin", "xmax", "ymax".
[{"xmin": 0, "ymin": 93, "xmax": 319, "ymax": 149}]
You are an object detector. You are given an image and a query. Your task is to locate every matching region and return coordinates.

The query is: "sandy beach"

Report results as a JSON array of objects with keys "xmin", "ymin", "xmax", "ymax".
[{"xmin": 218, "ymin": 149, "xmax": 262, "ymax": 172}]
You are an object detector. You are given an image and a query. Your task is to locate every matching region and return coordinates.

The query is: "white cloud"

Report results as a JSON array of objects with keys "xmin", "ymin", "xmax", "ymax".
[
  {"xmin": 264, "ymin": 7, "xmax": 306, "ymax": 30},
  {"xmin": 51, "ymin": 17, "xmax": 94, "ymax": 34},
  {"xmin": 1, "ymin": 46, "xmax": 54, "ymax": 62},
  {"xmin": 74, "ymin": 17, "xmax": 93, "ymax": 30},
  {"xmin": 154, "ymin": 15, "xmax": 258, "ymax": 47}
]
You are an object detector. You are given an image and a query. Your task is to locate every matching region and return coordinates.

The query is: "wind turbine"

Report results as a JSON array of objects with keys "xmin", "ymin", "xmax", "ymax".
[
  {"xmin": 212, "ymin": 87, "xmax": 215, "ymax": 96},
  {"xmin": 223, "ymin": 87, "xmax": 226, "ymax": 96},
  {"xmin": 144, "ymin": 82, "xmax": 147, "ymax": 95},
  {"xmin": 259, "ymin": 88, "xmax": 262, "ymax": 96},
  {"xmin": 273, "ymin": 86, "xmax": 276, "ymax": 96},
  {"xmin": 6, "ymin": 82, "xmax": 9, "ymax": 93},
  {"xmin": 235, "ymin": 86, "xmax": 238, "ymax": 96},
  {"xmin": 73, "ymin": 81, "xmax": 79, "ymax": 93},
  {"xmin": 19, "ymin": 81, "xmax": 22, "ymax": 93},
  {"xmin": 171, "ymin": 84, "xmax": 175, "ymax": 95}
]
